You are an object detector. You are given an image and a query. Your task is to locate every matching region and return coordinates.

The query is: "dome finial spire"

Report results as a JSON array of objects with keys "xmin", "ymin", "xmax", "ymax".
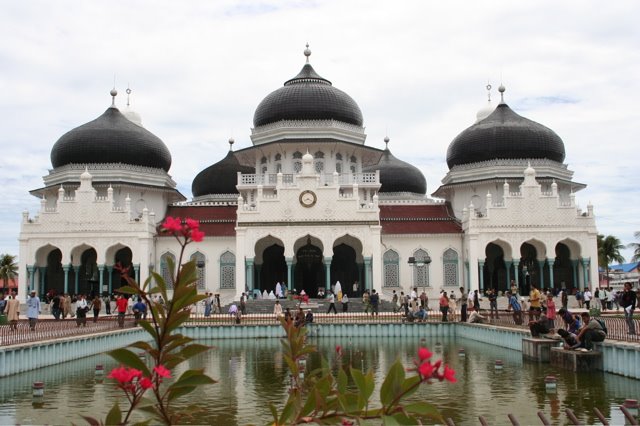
[
  {"xmin": 228, "ymin": 137, "xmax": 235, "ymax": 151},
  {"xmin": 486, "ymin": 81, "xmax": 492, "ymax": 103},
  {"xmin": 110, "ymin": 87, "xmax": 118, "ymax": 107},
  {"xmin": 126, "ymin": 86, "xmax": 132, "ymax": 107},
  {"xmin": 384, "ymin": 135, "xmax": 390, "ymax": 150},
  {"xmin": 304, "ymin": 43, "xmax": 311, "ymax": 63},
  {"xmin": 498, "ymin": 83, "xmax": 506, "ymax": 104}
]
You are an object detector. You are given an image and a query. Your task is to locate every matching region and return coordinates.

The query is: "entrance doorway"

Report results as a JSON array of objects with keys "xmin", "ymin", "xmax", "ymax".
[
  {"xmin": 259, "ymin": 244, "xmax": 287, "ymax": 293},
  {"xmin": 330, "ymin": 243, "xmax": 360, "ymax": 295},
  {"xmin": 294, "ymin": 239, "xmax": 324, "ymax": 296}
]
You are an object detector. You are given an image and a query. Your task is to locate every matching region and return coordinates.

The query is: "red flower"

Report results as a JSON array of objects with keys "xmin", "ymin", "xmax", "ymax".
[
  {"xmin": 139, "ymin": 377, "xmax": 154, "ymax": 389},
  {"xmin": 335, "ymin": 345, "xmax": 342, "ymax": 356},
  {"xmin": 108, "ymin": 366, "xmax": 142, "ymax": 384},
  {"xmin": 418, "ymin": 361, "xmax": 434, "ymax": 378},
  {"xmin": 442, "ymin": 365, "xmax": 457, "ymax": 383},
  {"xmin": 185, "ymin": 218, "xmax": 200, "ymax": 230},
  {"xmin": 190, "ymin": 228, "xmax": 205, "ymax": 242},
  {"xmin": 418, "ymin": 347, "xmax": 432, "ymax": 361},
  {"xmin": 154, "ymin": 365, "xmax": 172, "ymax": 379},
  {"xmin": 162, "ymin": 216, "xmax": 182, "ymax": 233}
]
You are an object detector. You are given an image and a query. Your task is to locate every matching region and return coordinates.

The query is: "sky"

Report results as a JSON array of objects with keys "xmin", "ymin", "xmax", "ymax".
[{"xmin": 1, "ymin": 0, "xmax": 639, "ymax": 262}]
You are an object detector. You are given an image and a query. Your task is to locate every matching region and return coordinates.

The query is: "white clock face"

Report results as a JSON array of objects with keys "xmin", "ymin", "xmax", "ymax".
[{"xmin": 299, "ymin": 190, "xmax": 317, "ymax": 207}]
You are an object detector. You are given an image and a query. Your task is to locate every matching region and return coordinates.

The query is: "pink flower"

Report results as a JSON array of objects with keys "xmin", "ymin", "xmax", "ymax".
[
  {"xmin": 190, "ymin": 228, "xmax": 205, "ymax": 242},
  {"xmin": 418, "ymin": 361, "xmax": 434, "ymax": 378},
  {"xmin": 185, "ymin": 218, "xmax": 200, "ymax": 230},
  {"xmin": 139, "ymin": 377, "xmax": 154, "ymax": 389},
  {"xmin": 108, "ymin": 366, "xmax": 142, "ymax": 384},
  {"xmin": 418, "ymin": 347, "xmax": 432, "ymax": 361},
  {"xmin": 154, "ymin": 365, "xmax": 172, "ymax": 379},
  {"xmin": 441, "ymin": 365, "xmax": 456, "ymax": 383},
  {"xmin": 162, "ymin": 216, "xmax": 182, "ymax": 233}
]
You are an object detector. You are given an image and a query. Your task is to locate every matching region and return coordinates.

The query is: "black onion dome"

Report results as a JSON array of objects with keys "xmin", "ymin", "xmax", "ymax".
[
  {"xmin": 192, "ymin": 150, "xmax": 255, "ymax": 197},
  {"xmin": 364, "ymin": 148, "xmax": 426, "ymax": 194},
  {"xmin": 51, "ymin": 107, "xmax": 172, "ymax": 171},
  {"xmin": 446, "ymin": 103, "xmax": 565, "ymax": 169},
  {"xmin": 253, "ymin": 63, "xmax": 363, "ymax": 127}
]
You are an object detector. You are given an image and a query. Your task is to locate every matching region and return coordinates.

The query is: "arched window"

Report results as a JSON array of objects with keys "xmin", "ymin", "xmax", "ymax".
[
  {"xmin": 220, "ymin": 251, "xmax": 236, "ymax": 289},
  {"xmin": 276, "ymin": 163, "xmax": 282, "ymax": 173},
  {"xmin": 383, "ymin": 250, "xmax": 399, "ymax": 287},
  {"xmin": 314, "ymin": 161, "xmax": 324, "ymax": 173},
  {"xmin": 293, "ymin": 161, "xmax": 302, "ymax": 173},
  {"xmin": 293, "ymin": 151, "xmax": 303, "ymax": 159},
  {"xmin": 160, "ymin": 252, "xmax": 176, "ymax": 290},
  {"xmin": 443, "ymin": 249, "xmax": 459, "ymax": 287},
  {"xmin": 314, "ymin": 151, "xmax": 324, "ymax": 159},
  {"xmin": 336, "ymin": 162, "xmax": 342, "ymax": 173},
  {"xmin": 336, "ymin": 153, "xmax": 343, "ymax": 161},
  {"xmin": 350, "ymin": 155, "xmax": 357, "ymax": 163},
  {"xmin": 413, "ymin": 249, "xmax": 430, "ymax": 288},
  {"xmin": 190, "ymin": 252, "xmax": 206, "ymax": 290},
  {"xmin": 260, "ymin": 156, "xmax": 267, "ymax": 164},
  {"xmin": 262, "ymin": 166, "xmax": 268, "ymax": 174},
  {"xmin": 275, "ymin": 153, "xmax": 282, "ymax": 161}
]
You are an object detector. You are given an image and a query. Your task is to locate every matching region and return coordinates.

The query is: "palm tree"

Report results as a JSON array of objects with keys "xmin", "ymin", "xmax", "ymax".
[
  {"xmin": 0, "ymin": 253, "xmax": 18, "ymax": 290},
  {"xmin": 597, "ymin": 234, "xmax": 625, "ymax": 286},
  {"xmin": 628, "ymin": 231, "xmax": 640, "ymax": 262}
]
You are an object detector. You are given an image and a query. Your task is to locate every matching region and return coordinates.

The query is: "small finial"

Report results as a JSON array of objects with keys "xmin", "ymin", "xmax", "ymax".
[
  {"xmin": 228, "ymin": 137, "xmax": 235, "ymax": 150},
  {"xmin": 498, "ymin": 84, "xmax": 506, "ymax": 103},
  {"xmin": 126, "ymin": 86, "xmax": 132, "ymax": 107},
  {"xmin": 304, "ymin": 43, "xmax": 311, "ymax": 63},
  {"xmin": 110, "ymin": 88, "xmax": 117, "ymax": 107},
  {"xmin": 486, "ymin": 82, "xmax": 492, "ymax": 103},
  {"xmin": 384, "ymin": 136, "xmax": 390, "ymax": 149}
]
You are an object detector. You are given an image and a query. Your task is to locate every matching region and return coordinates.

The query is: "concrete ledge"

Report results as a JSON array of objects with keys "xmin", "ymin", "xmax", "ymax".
[
  {"xmin": 550, "ymin": 347, "xmax": 603, "ymax": 372},
  {"xmin": 523, "ymin": 337, "xmax": 560, "ymax": 362}
]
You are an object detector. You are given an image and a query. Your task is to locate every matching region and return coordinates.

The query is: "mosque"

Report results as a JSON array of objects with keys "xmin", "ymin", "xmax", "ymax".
[{"xmin": 17, "ymin": 46, "xmax": 599, "ymax": 303}]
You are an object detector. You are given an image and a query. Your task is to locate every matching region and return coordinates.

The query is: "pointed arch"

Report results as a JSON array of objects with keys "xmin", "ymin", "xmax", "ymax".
[
  {"xmin": 443, "ymin": 248, "xmax": 459, "ymax": 287},
  {"xmin": 383, "ymin": 249, "xmax": 400, "ymax": 288},
  {"xmin": 190, "ymin": 251, "xmax": 206, "ymax": 290},
  {"xmin": 220, "ymin": 251, "xmax": 236, "ymax": 289},
  {"xmin": 412, "ymin": 248, "xmax": 430, "ymax": 288},
  {"xmin": 160, "ymin": 251, "xmax": 176, "ymax": 290}
]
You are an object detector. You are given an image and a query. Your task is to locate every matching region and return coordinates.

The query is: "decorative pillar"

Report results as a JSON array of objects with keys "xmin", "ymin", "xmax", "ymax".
[
  {"xmin": 63, "ymin": 264, "xmax": 70, "ymax": 294},
  {"xmin": 245, "ymin": 258, "xmax": 254, "ymax": 293},
  {"xmin": 27, "ymin": 266, "xmax": 35, "ymax": 293},
  {"xmin": 538, "ymin": 260, "xmax": 545, "ymax": 288},
  {"xmin": 547, "ymin": 259, "xmax": 555, "ymax": 289},
  {"xmin": 255, "ymin": 265, "xmax": 262, "ymax": 290},
  {"xmin": 478, "ymin": 261, "xmax": 485, "ymax": 292},
  {"xmin": 571, "ymin": 260, "xmax": 578, "ymax": 290},
  {"xmin": 581, "ymin": 258, "xmax": 590, "ymax": 291},
  {"xmin": 364, "ymin": 257, "xmax": 372, "ymax": 291},
  {"xmin": 324, "ymin": 257, "xmax": 332, "ymax": 291},
  {"xmin": 98, "ymin": 265, "xmax": 105, "ymax": 295},
  {"xmin": 286, "ymin": 258, "xmax": 293, "ymax": 291},
  {"xmin": 513, "ymin": 260, "xmax": 520, "ymax": 293},
  {"xmin": 133, "ymin": 264, "xmax": 140, "ymax": 284},
  {"xmin": 74, "ymin": 267, "xmax": 79, "ymax": 294},
  {"xmin": 107, "ymin": 266, "xmax": 113, "ymax": 295},
  {"xmin": 505, "ymin": 260, "xmax": 512, "ymax": 289}
]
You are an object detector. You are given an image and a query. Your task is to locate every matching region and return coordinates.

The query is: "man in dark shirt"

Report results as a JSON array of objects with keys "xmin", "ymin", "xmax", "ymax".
[
  {"xmin": 620, "ymin": 282, "xmax": 637, "ymax": 335},
  {"xmin": 369, "ymin": 290, "xmax": 379, "ymax": 316}
]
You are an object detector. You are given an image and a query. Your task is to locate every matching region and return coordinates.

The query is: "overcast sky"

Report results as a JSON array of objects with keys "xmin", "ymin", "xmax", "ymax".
[{"xmin": 1, "ymin": 0, "xmax": 639, "ymax": 262}]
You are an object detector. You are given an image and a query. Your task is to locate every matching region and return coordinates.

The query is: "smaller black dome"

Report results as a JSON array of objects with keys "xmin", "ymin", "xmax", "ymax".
[
  {"xmin": 51, "ymin": 107, "xmax": 172, "ymax": 171},
  {"xmin": 446, "ymin": 103, "xmax": 565, "ymax": 169},
  {"xmin": 192, "ymin": 150, "xmax": 255, "ymax": 197},
  {"xmin": 364, "ymin": 148, "xmax": 426, "ymax": 194},
  {"xmin": 253, "ymin": 63, "xmax": 363, "ymax": 127}
]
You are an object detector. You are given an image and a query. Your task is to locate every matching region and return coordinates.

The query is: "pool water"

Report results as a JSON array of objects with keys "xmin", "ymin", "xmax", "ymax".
[{"xmin": 0, "ymin": 335, "xmax": 638, "ymax": 425}]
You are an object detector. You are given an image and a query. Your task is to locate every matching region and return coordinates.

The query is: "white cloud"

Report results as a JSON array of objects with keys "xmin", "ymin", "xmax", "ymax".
[{"xmin": 1, "ymin": 0, "xmax": 639, "ymax": 261}]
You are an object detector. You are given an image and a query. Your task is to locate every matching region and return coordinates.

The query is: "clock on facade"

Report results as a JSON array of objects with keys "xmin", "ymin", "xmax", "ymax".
[{"xmin": 299, "ymin": 190, "xmax": 317, "ymax": 207}]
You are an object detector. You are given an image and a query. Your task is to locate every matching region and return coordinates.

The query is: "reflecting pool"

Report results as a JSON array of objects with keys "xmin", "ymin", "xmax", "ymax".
[{"xmin": 1, "ymin": 335, "xmax": 638, "ymax": 425}]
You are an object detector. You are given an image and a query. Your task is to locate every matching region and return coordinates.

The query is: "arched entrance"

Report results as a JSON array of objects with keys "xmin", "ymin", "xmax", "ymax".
[
  {"xmin": 260, "ymin": 244, "xmax": 287, "ymax": 293},
  {"xmin": 80, "ymin": 248, "xmax": 99, "ymax": 296},
  {"xmin": 294, "ymin": 237, "xmax": 324, "ymax": 296},
  {"xmin": 112, "ymin": 247, "xmax": 134, "ymax": 292},
  {"xmin": 45, "ymin": 249, "xmax": 64, "ymax": 296},
  {"xmin": 331, "ymin": 244, "xmax": 359, "ymax": 293},
  {"xmin": 484, "ymin": 243, "xmax": 507, "ymax": 292},
  {"xmin": 520, "ymin": 243, "xmax": 540, "ymax": 293},
  {"xmin": 554, "ymin": 243, "xmax": 574, "ymax": 290}
]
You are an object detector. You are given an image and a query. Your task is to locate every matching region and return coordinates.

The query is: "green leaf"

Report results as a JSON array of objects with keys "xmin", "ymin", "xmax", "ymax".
[
  {"xmin": 115, "ymin": 285, "xmax": 139, "ymax": 295},
  {"xmin": 278, "ymin": 400, "xmax": 295, "ymax": 424},
  {"xmin": 79, "ymin": 416, "xmax": 100, "ymax": 426},
  {"xmin": 337, "ymin": 368, "xmax": 348, "ymax": 394},
  {"xmin": 137, "ymin": 320, "xmax": 158, "ymax": 340},
  {"xmin": 351, "ymin": 367, "xmax": 374, "ymax": 402},
  {"xmin": 400, "ymin": 375, "xmax": 421, "ymax": 400},
  {"xmin": 300, "ymin": 391, "xmax": 317, "ymax": 418},
  {"xmin": 129, "ymin": 341, "xmax": 153, "ymax": 352},
  {"xmin": 105, "ymin": 402, "xmax": 122, "ymax": 426},
  {"xmin": 404, "ymin": 402, "xmax": 443, "ymax": 421},
  {"xmin": 380, "ymin": 359, "xmax": 405, "ymax": 407},
  {"xmin": 382, "ymin": 413, "xmax": 417, "ymax": 425},
  {"xmin": 178, "ymin": 343, "xmax": 210, "ymax": 361},
  {"xmin": 131, "ymin": 420, "xmax": 153, "ymax": 426},
  {"xmin": 169, "ymin": 369, "xmax": 217, "ymax": 389},
  {"xmin": 167, "ymin": 385, "xmax": 196, "ymax": 402},
  {"xmin": 108, "ymin": 348, "xmax": 152, "ymax": 377},
  {"xmin": 269, "ymin": 404, "xmax": 279, "ymax": 424}
]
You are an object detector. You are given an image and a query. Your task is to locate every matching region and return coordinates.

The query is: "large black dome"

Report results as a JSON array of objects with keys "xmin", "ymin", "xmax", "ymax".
[
  {"xmin": 364, "ymin": 146, "xmax": 426, "ymax": 194},
  {"xmin": 192, "ymin": 149, "xmax": 255, "ymax": 197},
  {"xmin": 51, "ymin": 107, "xmax": 172, "ymax": 171},
  {"xmin": 446, "ymin": 103, "xmax": 565, "ymax": 169},
  {"xmin": 253, "ymin": 63, "xmax": 363, "ymax": 127}
]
